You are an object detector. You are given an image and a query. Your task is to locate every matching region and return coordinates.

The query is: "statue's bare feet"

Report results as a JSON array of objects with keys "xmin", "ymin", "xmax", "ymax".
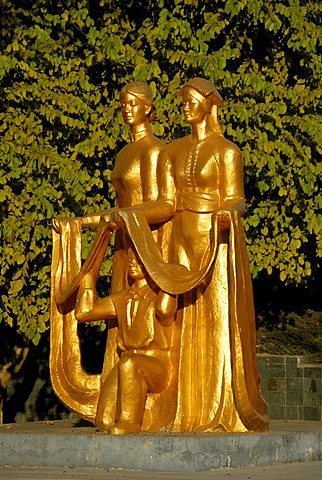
[{"xmin": 108, "ymin": 420, "xmax": 141, "ymax": 435}]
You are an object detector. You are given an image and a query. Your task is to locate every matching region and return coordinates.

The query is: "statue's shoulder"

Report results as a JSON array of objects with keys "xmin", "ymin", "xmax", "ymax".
[
  {"xmin": 214, "ymin": 134, "xmax": 242, "ymax": 159},
  {"xmin": 114, "ymin": 141, "xmax": 133, "ymax": 162},
  {"xmin": 161, "ymin": 136, "xmax": 190, "ymax": 157},
  {"xmin": 143, "ymin": 133, "xmax": 165, "ymax": 152}
]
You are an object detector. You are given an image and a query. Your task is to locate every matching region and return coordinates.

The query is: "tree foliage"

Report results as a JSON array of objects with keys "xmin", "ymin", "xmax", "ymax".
[{"xmin": 0, "ymin": 0, "xmax": 321, "ymax": 343}]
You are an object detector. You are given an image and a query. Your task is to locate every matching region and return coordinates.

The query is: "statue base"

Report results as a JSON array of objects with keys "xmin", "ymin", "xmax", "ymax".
[{"xmin": 0, "ymin": 420, "xmax": 320, "ymax": 472}]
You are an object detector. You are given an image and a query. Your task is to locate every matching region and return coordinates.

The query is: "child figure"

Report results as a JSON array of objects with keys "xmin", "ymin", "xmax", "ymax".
[{"xmin": 75, "ymin": 248, "xmax": 177, "ymax": 434}]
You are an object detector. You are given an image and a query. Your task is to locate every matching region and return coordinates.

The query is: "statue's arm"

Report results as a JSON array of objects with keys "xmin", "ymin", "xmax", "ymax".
[
  {"xmin": 114, "ymin": 147, "xmax": 175, "ymax": 228},
  {"xmin": 140, "ymin": 145, "xmax": 159, "ymax": 203},
  {"xmin": 52, "ymin": 209, "xmax": 118, "ymax": 233},
  {"xmin": 82, "ymin": 208, "xmax": 117, "ymax": 229},
  {"xmin": 220, "ymin": 145, "xmax": 246, "ymax": 215},
  {"xmin": 216, "ymin": 145, "xmax": 246, "ymax": 230},
  {"xmin": 75, "ymin": 291, "xmax": 117, "ymax": 323},
  {"xmin": 136, "ymin": 147, "xmax": 175, "ymax": 224}
]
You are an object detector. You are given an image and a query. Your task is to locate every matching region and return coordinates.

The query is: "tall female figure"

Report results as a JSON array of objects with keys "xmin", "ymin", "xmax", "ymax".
[
  {"xmin": 124, "ymin": 77, "xmax": 268, "ymax": 432},
  {"xmin": 50, "ymin": 82, "xmax": 168, "ymax": 424}
]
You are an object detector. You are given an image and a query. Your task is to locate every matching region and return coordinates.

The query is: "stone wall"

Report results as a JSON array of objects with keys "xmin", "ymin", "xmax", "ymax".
[{"xmin": 257, "ymin": 355, "xmax": 322, "ymax": 421}]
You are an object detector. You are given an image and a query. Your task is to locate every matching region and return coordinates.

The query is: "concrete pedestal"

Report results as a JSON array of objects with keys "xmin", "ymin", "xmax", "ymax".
[{"xmin": 0, "ymin": 420, "xmax": 321, "ymax": 472}]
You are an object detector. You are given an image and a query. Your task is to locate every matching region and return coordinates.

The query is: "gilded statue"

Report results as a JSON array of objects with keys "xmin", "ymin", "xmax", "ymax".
[{"xmin": 50, "ymin": 78, "xmax": 269, "ymax": 434}]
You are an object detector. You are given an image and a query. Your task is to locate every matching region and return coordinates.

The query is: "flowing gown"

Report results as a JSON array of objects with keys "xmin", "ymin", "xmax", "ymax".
[{"xmin": 122, "ymin": 131, "xmax": 268, "ymax": 432}]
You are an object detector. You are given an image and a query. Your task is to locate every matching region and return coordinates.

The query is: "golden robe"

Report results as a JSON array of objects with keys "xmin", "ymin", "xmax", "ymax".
[{"xmin": 121, "ymin": 131, "xmax": 268, "ymax": 432}]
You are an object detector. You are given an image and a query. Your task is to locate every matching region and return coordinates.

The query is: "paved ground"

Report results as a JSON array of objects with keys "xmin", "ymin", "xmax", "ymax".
[{"xmin": 0, "ymin": 462, "xmax": 322, "ymax": 479}]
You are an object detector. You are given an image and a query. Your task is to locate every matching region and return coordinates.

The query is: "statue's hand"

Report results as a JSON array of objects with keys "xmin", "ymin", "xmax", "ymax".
[
  {"xmin": 216, "ymin": 210, "xmax": 231, "ymax": 231},
  {"xmin": 113, "ymin": 212, "xmax": 126, "ymax": 230},
  {"xmin": 101, "ymin": 213, "xmax": 119, "ymax": 231}
]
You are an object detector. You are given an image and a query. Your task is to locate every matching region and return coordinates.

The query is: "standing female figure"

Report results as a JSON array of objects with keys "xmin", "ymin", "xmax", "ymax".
[
  {"xmin": 50, "ymin": 82, "xmax": 170, "ymax": 426},
  {"xmin": 124, "ymin": 77, "xmax": 268, "ymax": 432}
]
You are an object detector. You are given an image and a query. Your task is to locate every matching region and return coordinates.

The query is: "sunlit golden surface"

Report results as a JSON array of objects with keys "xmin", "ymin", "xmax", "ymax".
[{"xmin": 50, "ymin": 79, "xmax": 268, "ymax": 434}]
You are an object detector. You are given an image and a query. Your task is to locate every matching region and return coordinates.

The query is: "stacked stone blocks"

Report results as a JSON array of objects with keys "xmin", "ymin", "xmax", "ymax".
[{"xmin": 257, "ymin": 355, "xmax": 322, "ymax": 421}]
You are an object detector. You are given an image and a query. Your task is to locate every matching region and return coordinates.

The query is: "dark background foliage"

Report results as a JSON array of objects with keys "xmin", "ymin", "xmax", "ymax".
[{"xmin": 0, "ymin": 1, "xmax": 321, "ymax": 419}]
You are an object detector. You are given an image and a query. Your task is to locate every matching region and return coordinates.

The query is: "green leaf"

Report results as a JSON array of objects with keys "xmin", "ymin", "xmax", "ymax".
[{"xmin": 8, "ymin": 279, "xmax": 24, "ymax": 295}]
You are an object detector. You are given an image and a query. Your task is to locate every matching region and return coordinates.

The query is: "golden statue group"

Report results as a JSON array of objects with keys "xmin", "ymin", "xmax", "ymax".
[{"xmin": 50, "ymin": 78, "xmax": 269, "ymax": 434}]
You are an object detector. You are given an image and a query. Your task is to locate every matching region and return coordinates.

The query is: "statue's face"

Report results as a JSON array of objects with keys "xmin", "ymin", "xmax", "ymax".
[
  {"xmin": 182, "ymin": 89, "xmax": 209, "ymax": 124},
  {"xmin": 120, "ymin": 92, "xmax": 149, "ymax": 126},
  {"xmin": 127, "ymin": 250, "xmax": 145, "ymax": 280}
]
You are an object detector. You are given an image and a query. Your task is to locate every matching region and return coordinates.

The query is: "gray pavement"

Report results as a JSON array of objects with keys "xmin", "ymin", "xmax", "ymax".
[{"xmin": 0, "ymin": 462, "xmax": 322, "ymax": 479}]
